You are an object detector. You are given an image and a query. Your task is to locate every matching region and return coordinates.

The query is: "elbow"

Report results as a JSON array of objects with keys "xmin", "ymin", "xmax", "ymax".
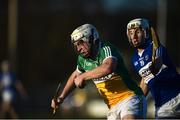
[
  {"xmin": 102, "ymin": 60, "xmax": 116, "ymax": 75},
  {"xmin": 104, "ymin": 67, "xmax": 114, "ymax": 75}
]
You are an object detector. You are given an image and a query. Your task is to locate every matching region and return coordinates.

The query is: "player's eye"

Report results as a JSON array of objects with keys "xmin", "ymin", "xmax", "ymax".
[
  {"xmin": 129, "ymin": 31, "xmax": 135, "ymax": 36},
  {"xmin": 74, "ymin": 40, "xmax": 84, "ymax": 46},
  {"xmin": 135, "ymin": 28, "xmax": 142, "ymax": 33}
]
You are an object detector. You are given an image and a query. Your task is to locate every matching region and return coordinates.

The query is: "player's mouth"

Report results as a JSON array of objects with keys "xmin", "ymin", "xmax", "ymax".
[
  {"xmin": 133, "ymin": 40, "xmax": 141, "ymax": 47},
  {"xmin": 133, "ymin": 39, "xmax": 139, "ymax": 44}
]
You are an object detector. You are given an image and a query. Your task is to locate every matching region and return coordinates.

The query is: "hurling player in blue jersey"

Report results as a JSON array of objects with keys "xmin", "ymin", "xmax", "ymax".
[{"xmin": 126, "ymin": 18, "xmax": 180, "ymax": 118}]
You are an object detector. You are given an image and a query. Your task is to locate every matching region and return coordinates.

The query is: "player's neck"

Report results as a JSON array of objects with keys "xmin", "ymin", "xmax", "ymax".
[
  {"xmin": 137, "ymin": 49, "xmax": 145, "ymax": 57},
  {"xmin": 137, "ymin": 48, "xmax": 144, "ymax": 53}
]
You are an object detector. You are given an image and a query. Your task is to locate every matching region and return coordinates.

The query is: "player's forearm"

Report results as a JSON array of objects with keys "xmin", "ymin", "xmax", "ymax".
[
  {"xmin": 81, "ymin": 63, "xmax": 114, "ymax": 81},
  {"xmin": 59, "ymin": 71, "xmax": 78, "ymax": 99},
  {"xmin": 81, "ymin": 58, "xmax": 117, "ymax": 80},
  {"xmin": 140, "ymin": 79, "xmax": 149, "ymax": 96},
  {"xmin": 60, "ymin": 82, "xmax": 75, "ymax": 100}
]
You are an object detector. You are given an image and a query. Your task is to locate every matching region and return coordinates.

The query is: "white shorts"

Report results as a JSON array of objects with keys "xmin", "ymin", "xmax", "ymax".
[
  {"xmin": 107, "ymin": 95, "xmax": 147, "ymax": 120},
  {"xmin": 2, "ymin": 90, "xmax": 13, "ymax": 102},
  {"xmin": 156, "ymin": 93, "xmax": 180, "ymax": 118}
]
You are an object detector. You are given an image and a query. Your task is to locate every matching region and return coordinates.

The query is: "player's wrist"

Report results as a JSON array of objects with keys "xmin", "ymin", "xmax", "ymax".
[{"xmin": 57, "ymin": 96, "xmax": 64, "ymax": 104}]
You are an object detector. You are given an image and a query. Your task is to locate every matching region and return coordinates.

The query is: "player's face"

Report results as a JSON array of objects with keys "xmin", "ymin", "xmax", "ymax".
[
  {"xmin": 73, "ymin": 40, "xmax": 91, "ymax": 58},
  {"xmin": 128, "ymin": 28, "xmax": 144, "ymax": 47}
]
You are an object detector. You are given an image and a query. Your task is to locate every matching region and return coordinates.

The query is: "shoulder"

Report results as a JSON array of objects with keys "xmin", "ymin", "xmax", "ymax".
[
  {"xmin": 131, "ymin": 50, "xmax": 140, "ymax": 67},
  {"xmin": 99, "ymin": 42, "xmax": 110, "ymax": 55},
  {"xmin": 132, "ymin": 50, "xmax": 138, "ymax": 60},
  {"xmin": 100, "ymin": 41, "xmax": 111, "ymax": 50},
  {"xmin": 100, "ymin": 41, "xmax": 119, "ymax": 55}
]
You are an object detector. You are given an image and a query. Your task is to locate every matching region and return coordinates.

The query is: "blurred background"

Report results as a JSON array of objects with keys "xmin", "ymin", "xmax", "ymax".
[{"xmin": 0, "ymin": 0, "xmax": 179, "ymax": 119}]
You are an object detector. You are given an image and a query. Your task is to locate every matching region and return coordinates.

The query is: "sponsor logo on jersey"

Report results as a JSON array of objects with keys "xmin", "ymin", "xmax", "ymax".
[
  {"xmin": 145, "ymin": 55, "xmax": 149, "ymax": 61},
  {"xmin": 134, "ymin": 61, "xmax": 138, "ymax": 66},
  {"xmin": 85, "ymin": 61, "xmax": 92, "ymax": 66},
  {"xmin": 93, "ymin": 72, "xmax": 114, "ymax": 83}
]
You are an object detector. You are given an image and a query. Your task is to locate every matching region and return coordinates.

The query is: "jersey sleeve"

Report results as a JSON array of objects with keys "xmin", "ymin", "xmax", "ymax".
[
  {"xmin": 157, "ymin": 45, "xmax": 175, "ymax": 69},
  {"xmin": 155, "ymin": 44, "xmax": 163, "ymax": 58},
  {"xmin": 100, "ymin": 46, "xmax": 117, "ymax": 63},
  {"xmin": 156, "ymin": 44, "xmax": 170, "ymax": 61},
  {"xmin": 76, "ymin": 65, "xmax": 84, "ymax": 73}
]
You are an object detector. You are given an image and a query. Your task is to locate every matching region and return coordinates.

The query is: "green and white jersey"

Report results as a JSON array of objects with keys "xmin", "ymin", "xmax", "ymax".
[{"xmin": 76, "ymin": 41, "xmax": 143, "ymax": 108}]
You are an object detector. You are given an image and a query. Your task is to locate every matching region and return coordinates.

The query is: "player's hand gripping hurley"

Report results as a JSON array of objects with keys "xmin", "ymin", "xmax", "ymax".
[
  {"xmin": 52, "ymin": 81, "xmax": 62, "ymax": 115},
  {"xmin": 150, "ymin": 27, "xmax": 162, "ymax": 75}
]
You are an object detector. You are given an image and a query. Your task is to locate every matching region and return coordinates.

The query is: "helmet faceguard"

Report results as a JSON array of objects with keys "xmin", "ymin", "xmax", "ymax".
[{"xmin": 127, "ymin": 18, "xmax": 150, "ymax": 48}]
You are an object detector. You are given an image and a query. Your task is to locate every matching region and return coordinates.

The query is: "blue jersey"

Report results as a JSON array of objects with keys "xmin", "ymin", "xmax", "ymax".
[
  {"xmin": 0, "ymin": 72, "xmax": 18, "ymax": 102},
  {"xmin": 131, "ymin": 39, "xmax": 180, "ymax": 108}
]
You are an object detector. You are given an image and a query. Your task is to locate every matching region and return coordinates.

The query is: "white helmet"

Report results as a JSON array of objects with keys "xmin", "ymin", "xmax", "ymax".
[
  {"xmin": 127, "ymin": 18, "xmax": 150, "ymax": 47},
  {"xmin": 71, "ymin": 24, "xmax": 99, "ymax": 44},
  {"xmin": 127, "ymin": 18, "xmax": 150, "ymax": 38}
]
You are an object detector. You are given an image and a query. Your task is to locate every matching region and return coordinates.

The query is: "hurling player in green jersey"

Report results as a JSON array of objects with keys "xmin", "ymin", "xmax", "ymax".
[{"xmin": 51, "ymin": 24, "xmax": 147, "ymax": 119}]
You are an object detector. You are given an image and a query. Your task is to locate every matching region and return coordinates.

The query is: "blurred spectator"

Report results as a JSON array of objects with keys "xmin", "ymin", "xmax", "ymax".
[{"xmin": 0, "ymin": 60, "xmax": 28, "ymax": 118}]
